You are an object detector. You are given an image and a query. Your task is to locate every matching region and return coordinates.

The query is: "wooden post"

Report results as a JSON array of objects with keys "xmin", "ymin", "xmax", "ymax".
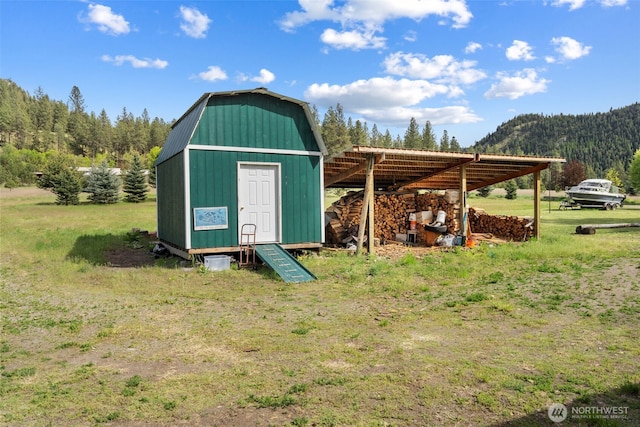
[
  {"xmin": 534, "ymin": 170, "xmax": 541, "ymax": 240},
  {"xmin": 366, "ymin": 156, "xmax": 375, "ymax": 255},
  {"xmin": 356, "ymin": 154, "xmax": 375, "ymax": 255},
  {"xmin": 459, "ymin": 164, "xmax": 467, "ymax": 240}
]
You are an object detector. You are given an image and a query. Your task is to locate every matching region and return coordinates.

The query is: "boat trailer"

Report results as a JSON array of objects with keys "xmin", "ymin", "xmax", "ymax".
[{"xmin": 559, "ymin": 200, "xmax": 623, "ymax": 210}]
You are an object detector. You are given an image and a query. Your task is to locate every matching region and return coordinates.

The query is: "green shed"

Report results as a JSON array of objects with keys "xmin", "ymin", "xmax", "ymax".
[{"xmin": 155, "ymin": 88, "xmax": 328, "ymax": 258}]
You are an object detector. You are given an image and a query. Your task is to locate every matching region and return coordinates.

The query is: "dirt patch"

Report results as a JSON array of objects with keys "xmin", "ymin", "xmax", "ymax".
[
  {"xmin": 104, "ymin": 245, "xmax": 157, "ymax": 268},
  {"xmin": 103, "ymin": 232, "xmax": 159, "ymax": 268}
]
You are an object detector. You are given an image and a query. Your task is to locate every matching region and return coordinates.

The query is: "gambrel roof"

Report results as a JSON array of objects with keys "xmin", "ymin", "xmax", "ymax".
[{"xmin": 156, "ymin": 88, "xmax": 327, "ymax": 165}]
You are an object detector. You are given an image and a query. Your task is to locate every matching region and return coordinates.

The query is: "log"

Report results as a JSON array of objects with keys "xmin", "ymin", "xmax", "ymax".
[{"xmin": 576, "ymin": 223, "xmax": 640, "ymax": 235}]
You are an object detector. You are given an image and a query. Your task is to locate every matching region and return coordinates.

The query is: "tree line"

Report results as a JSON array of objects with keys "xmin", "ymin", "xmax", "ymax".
[
  {"xmin": 1, "ymin": 78, "xmax": 639, "ymax": 194},
  {"xmin": 0, "ymin": 78, "xmax": 463, "ymax": 188},
  {"xmin": 472, "ymin": 104, "xmax": 640, "ymax": 179}
]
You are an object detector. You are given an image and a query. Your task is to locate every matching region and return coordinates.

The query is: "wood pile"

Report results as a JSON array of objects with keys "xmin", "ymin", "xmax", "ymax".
[
  {"xmin": 468, "ymin": 208, "xmax": 534, "ymax": 241},
  {"xmin": 325, "ymin": 191, "xmax": 417, "ymax": 244},
  {"xmin": 326, "ymin": 191, "xmax": 462, "ymax": 245},
  {"xmin": 415, "ymin": 191, "xmax": 459, "ymax": 234}
]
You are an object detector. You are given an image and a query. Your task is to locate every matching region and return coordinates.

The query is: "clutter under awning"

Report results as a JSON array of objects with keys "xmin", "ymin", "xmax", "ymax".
[{"xmin": 324, "ymin": 146, "xmax": 565, "ymax": 254}]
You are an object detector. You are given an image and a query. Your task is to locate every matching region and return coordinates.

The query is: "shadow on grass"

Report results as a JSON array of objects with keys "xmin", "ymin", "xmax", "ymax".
[
  {"xmin": 491, "ymin": 381, "xmax": 640, "ymax": 426},
  {"xmin": 67, "ymin": 232, "xmax": 178, "ymax": 268}
]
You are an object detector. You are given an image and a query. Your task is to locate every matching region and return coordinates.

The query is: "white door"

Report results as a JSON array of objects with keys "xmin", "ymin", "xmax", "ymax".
[{"xmin": 238, "ymin": 163, "xmax": 280, "ymax": 243}]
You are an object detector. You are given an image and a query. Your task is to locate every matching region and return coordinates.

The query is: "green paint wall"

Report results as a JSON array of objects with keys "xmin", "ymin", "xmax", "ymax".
[
  {"xmin": 156, "ymin": 152, "xmax": 186, "ymax": 248},
  {"xmin": 188, "ymin": 150, "xmax": 322, "ymax": 249}
]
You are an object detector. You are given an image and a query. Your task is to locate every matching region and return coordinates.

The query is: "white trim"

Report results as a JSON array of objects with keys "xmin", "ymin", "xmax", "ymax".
[
  {"xmin": 155, "ymin": 165, "xmax": 160, "ymax": 240},
  {"xmin": 184, "ymin": 150, "xmax": 192, "ymax": 249},
  {"xmin": 189, "ymin": 144, "xmax": 322, "ymax": 157},
  {"xmin": 237, "ymin": 162, "xmax": 282, "ymax": 244},
  {"xmin": 319, "ymin": 156, "xmax": 325, "ymax": 243}
]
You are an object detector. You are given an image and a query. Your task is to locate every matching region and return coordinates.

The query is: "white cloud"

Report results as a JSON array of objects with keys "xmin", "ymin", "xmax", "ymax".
[
  {"xmin": 81, "ymin": 4, "xmax": 130, "ymax": 35},
  {"xmin": 304, "ymin": 76, "xmax": 481, "ymax": 126},
  {"xmin": 551, "ymin": 36, "xmax": 591, "ymax": 60},
  {"xmin": 552, "ymin": 0, "xmax": 626, "ymax": 8},
  {"xmin": 484, "ymin": 69, "xmax": 550, "ymax": 99},
  {"xmin": 101, "ymin": 55, "xmax": 168, "ymax": 69},
  {"xmin": 306, "ymin": 77, "xmax": 449, "ymax": 109},
  {"xmin": 551, "ymin": 0, "xmax": 587, "ymax": 10},
  {"xmin": 179, "ymin": 6, "xmax": 212, "ymax": 39},
  {"xmin": 279, "ymin": 0, "xmax": 473, "ymax": 50},
  {"xmin": 320, "ymin": 27, "xmax": 386, "ymax": 50},
  {"xmin": 239, "ymin": 69, "xmax": 276, "ymax": 85},
  {"xmin": 383, "ymin": 52, "xmax": 487, "ymax": 85},
  {"xmin": 506, "ymin": 40, "xmax": 535, "ymax": 61},
  {"xmin": 197, "ymin": 66, "xmax": 228, "ymax": 82},
  {"xmin": 465, "ymin": 42, "xmax": 482, "ymax": 54}
]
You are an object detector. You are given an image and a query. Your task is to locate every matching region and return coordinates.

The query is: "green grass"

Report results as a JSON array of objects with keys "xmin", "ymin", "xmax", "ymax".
[{"xmin": 1, "ymin": 188, "xmax": 639, "ymax": 426}]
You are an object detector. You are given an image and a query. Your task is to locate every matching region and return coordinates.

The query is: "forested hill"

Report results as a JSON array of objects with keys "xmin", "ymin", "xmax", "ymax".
[{"xmin": 471, "ymin": 103, "xmax": 640, "ymax": 176}]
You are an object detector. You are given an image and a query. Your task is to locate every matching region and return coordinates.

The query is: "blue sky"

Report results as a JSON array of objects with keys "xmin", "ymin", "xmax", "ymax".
[{"xmin": 1, "ymin": 0, "xmax": 638, "ymax": 147}]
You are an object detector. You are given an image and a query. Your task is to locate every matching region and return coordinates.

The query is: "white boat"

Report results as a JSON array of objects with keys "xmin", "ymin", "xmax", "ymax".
[{"xmin": 564, "ymin": 179, "xmax": 626, "ymax": 209}]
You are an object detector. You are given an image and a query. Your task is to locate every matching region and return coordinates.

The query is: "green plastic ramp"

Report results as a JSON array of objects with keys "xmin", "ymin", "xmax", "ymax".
[{"xmin": 255, "ymin": 244, "xmax": 316, "ymax": 283}]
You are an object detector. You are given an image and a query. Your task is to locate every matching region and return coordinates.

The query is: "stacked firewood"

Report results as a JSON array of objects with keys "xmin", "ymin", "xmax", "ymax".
[
  {"xmin": 468, "ymin": 208, "xmax": 534, "ymax": 241},
  {"xmin": 415, "ymin": 192, "xmax": 459, "ymax": 233},
  {"xmin": 325, "ymin": 191, "xmax": 417, "ymax": 243}
]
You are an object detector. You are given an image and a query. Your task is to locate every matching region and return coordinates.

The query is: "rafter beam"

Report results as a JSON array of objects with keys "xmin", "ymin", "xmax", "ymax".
[
  {"xmin": 396, "ymin": 153, "xmax": 479, "ymax": 190},
  {"xmin": 468, "ymin": 162, "xmax": 549, "ymax": 191},
  {"xmin": 324, "ymin": 153, "xmax": 385, "ymax": 187}
]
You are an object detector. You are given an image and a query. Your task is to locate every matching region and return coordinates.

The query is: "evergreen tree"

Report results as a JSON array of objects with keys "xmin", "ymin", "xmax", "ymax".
[
  {"xmin": 37, "ymin": 154, "xmax": 83, "ymax": 205},
  {"xmin": 404, "ymin": 117, "xmax": 421, "ymax": 149},
  {"xmin": 123, "ymin": 154, "xmax": 148, "ymax": 203},
  {"xmin": 439, "ymin": 130, "xmax": 450, "ymax": 151},
  {"xmin": 370, "ymin": 124, "xmax": 382, "ymax": 147},
  {"xmin": 504, "ymin": 180, "xmax": 518, "ymax": 200},
  {"xmin": 421, "ymin": 121, "xmax": 437, "ymax": 150},
  {"xmin": 348, "ymin": 118, "xmax": 369, "ymax": 146},
  {"xmin": 477, "ymin": 186, "xmax": 494, "ymax": 197},
  {"xmin": 381, "ymin": 130, "xmax": 393, "ymax": 148},
  {"xmin": 450, "ymin": 136, "xmax": 461, "ymax": 152},
  {"xmin": 321, "ymin": 104, "xmax": 350, "ymax": 157},
  {"xmin": 85, "ymin": 161, "xmax": 120, "ymax": 204}
]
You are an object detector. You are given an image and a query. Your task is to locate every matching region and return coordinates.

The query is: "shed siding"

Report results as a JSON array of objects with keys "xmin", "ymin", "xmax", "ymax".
[
  {"xmin": 188, "ymin": 150, "xmax": 321, "ymax": 249},
  {"xmin": 191, "ymin": 93, "xmax": 318, "ymax": 152},
  {"xmin": 156, "ymin": 152, "xmax": 187, "ymax": 248}
]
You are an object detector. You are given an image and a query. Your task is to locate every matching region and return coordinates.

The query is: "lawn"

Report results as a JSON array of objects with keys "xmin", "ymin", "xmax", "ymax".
[{"xmin": 1, "ymin": 188, "xmax": 639, "ymax": 426}]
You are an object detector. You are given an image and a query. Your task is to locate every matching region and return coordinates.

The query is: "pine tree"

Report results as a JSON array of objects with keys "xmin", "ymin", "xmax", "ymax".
[
  {"xmin": 477, "ymin": 186, "xmax": 494, "ymax": 197},
  {"xmin": 504, "ymin": 180, "xmax": 518, "ymax": 200},
  {"xmin": 404, "ymin": 117, "xmax": 421, "ymax": 149},
  {"xmin": 37, "ymin": 154, "xmax": 83, "ymax": 205},
  {"xmin": 85, "ymin": 161, "xmax": 120, "ymax": 204},
  {"xmin": 450, "ymin": 136, "xmax": 461, "ymax": 152},
  {"xmin": 123, "ymin": 154, "xmax": 148, "ymax": 203},
  {"xmin": 439, "ymin": 130, "xmax": 450, "ymax": 151},
  {"xmin": 421, "ymin": 121, "xmax": 437, "ymax": 150}
]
